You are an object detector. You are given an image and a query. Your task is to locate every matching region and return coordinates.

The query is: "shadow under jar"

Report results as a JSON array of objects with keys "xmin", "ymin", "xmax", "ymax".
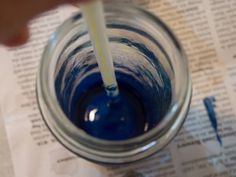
[{"xmin": 36, "ymin": 3, "xmax": 192, "ymax": 165}]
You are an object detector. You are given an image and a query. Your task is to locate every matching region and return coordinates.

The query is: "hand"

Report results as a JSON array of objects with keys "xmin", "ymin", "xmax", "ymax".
[{"xmin": 0, "ymin": 0, "xmax": 79, "ymax": 46}]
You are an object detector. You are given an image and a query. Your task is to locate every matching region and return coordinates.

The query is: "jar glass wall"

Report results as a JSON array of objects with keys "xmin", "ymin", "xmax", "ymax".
[{"xmin": 36, "ymin": 3, "xmax": 192, "ymax": 165}]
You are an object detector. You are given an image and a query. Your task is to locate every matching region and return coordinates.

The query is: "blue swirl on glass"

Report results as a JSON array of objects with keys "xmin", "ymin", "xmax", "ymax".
[{"xmin": 55, "ymin": 28, "xmax": 172, "ymax": 140}]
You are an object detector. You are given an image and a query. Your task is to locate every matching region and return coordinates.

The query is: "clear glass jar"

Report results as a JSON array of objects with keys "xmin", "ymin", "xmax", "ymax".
[{"xmin": 36, "ymin": 3, "xmax": 192, "ymax": 165}]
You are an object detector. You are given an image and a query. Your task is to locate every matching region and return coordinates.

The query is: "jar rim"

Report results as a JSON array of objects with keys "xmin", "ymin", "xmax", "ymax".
[{"xmin": 37, "ymin": 3, "xmax": 192, "ymax": 164}]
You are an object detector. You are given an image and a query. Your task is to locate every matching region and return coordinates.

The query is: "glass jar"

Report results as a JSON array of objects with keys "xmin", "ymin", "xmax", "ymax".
[{"xmin": 36, "ymin": 3, "xmax": 192, "ymax": 165}]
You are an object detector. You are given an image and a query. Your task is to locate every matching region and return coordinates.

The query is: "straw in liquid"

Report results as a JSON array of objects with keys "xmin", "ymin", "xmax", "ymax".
[{"xmin": 81, "ymin": 0, "xmax": 119, "ymax": 100}]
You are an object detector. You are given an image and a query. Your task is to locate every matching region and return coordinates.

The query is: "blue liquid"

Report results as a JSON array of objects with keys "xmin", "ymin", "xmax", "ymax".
[{"xmin": 76, "ymin": 83, "xmax": 147, "ymax": 140}]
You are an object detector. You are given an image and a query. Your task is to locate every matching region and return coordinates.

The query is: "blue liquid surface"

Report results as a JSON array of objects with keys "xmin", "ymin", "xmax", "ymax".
[{"xmin": 76, "ymin": 84, "xmax": 147, "ymax": 140}]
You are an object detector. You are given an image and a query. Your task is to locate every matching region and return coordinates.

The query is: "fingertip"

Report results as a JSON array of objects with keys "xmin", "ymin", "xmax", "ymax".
[{"xmin": 3, "ymin": 27, "xmax": 30, "ymax": 47}]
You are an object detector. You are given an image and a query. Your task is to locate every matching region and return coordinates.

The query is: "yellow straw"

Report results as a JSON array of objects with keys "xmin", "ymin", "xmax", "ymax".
[{"xmin": 81, "ymin": 0, "xmax": 119, "ymax": 97}]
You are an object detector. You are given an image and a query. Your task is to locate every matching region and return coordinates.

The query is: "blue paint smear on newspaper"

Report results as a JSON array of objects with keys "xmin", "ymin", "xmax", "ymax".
[{"xmin": 203, "ymin": 97, "xmax": 222, "ymax": 146}]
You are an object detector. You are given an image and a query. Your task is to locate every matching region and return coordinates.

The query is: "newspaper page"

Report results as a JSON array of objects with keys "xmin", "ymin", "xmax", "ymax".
[
  {"xmin": 1, "ymin": 0, "xmax": 236, "ymax": 177},
  {"xmin": 0, "ymin": 87, "xmax": 15, "ymax": 177}
]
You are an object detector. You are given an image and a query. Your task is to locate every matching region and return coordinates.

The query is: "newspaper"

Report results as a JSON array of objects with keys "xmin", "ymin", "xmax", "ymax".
[{"xmin": 1, "ymin": 0, "xmax": 236, "ymax": 177}]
